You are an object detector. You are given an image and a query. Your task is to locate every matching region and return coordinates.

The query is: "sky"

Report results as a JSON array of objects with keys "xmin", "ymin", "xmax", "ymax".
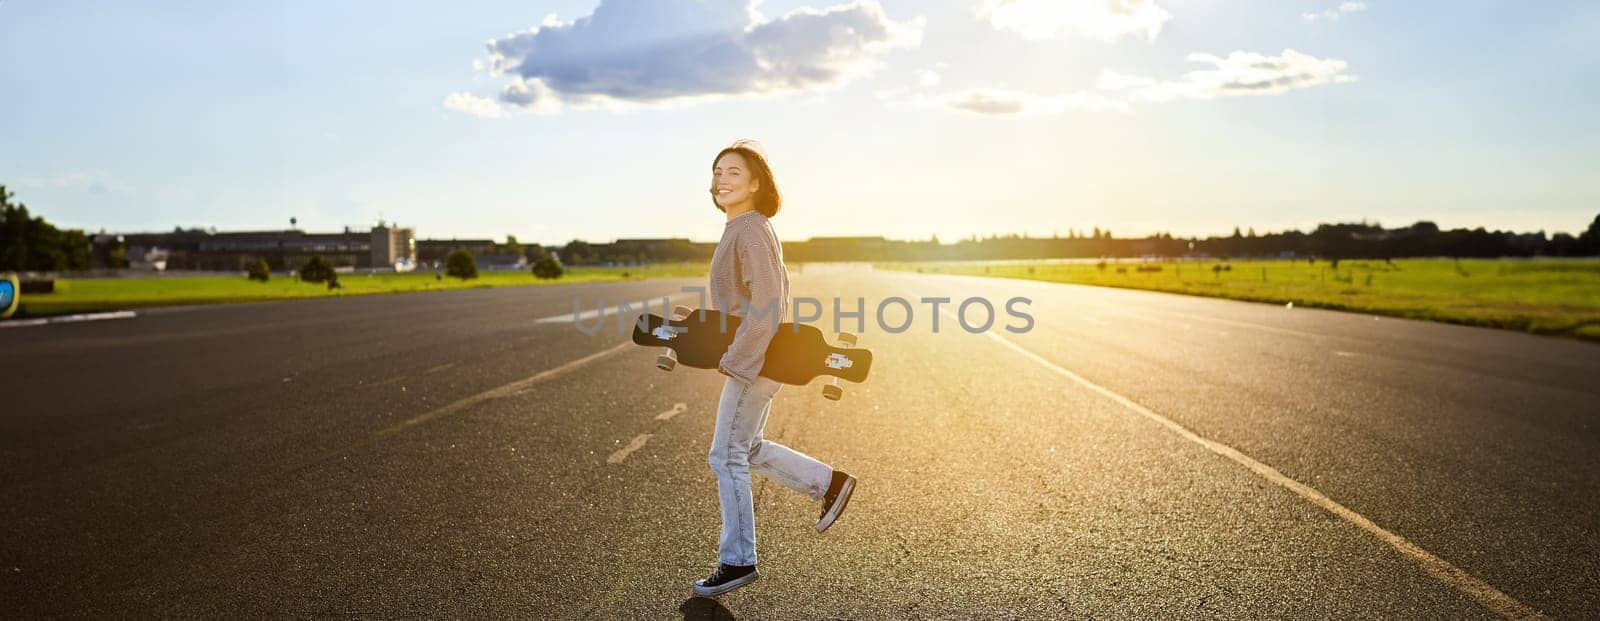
[{"xmin": 3, "ymin": 0, "xmax": 1598, "ymax": 245}]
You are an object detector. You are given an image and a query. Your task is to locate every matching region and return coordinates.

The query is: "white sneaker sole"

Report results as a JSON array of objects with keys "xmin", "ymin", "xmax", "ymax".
[
  {"xmin": 692, "ymin": 570, "xmax": 759, "ymax": 597},
  {"xmin": 815, "ymin": 476, "xmax": 856, "ymax": 533}
]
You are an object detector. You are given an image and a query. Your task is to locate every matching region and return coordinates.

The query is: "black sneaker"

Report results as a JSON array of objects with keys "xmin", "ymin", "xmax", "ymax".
[
  {"xmin": 815, "ymin": 470, "xmax": 856, "ymax": 533},
  {"xmin": 691, "ymin": 563, "xmax": 759, "ymax": 597}
]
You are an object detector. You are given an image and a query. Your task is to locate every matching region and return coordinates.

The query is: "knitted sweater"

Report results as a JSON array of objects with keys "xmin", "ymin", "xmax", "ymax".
[{"xmin": 708, "ymin": 211, "xmax": 790, "ymax": 384}]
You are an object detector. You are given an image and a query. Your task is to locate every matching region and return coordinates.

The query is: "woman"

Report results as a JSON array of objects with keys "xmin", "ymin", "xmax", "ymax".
[{"xmin": 692, "ymin": 139, "xmax": 856, "ymax": 598}]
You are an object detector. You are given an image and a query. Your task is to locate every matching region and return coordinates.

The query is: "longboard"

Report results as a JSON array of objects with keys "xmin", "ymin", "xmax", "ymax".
[{"xmin": 632, "ymin": 308, "xmax": 873, "ymax": 400}]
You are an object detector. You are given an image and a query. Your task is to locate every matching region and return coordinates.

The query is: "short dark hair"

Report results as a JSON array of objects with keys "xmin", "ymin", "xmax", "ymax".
[{"xmin": 709, "ymin": 143, "xmax": 782, "ymax": 218}]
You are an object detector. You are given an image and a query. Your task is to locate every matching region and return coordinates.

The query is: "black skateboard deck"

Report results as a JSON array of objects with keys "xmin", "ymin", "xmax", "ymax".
[{"xmin": 631, "ymin": 309, "xmax": 872, "ymax": 387}]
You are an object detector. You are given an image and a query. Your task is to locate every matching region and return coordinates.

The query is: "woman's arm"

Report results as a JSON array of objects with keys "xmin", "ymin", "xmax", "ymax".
[{"xmin": 718, "ymin": 234, "xmax": 784, "ymax": 384}]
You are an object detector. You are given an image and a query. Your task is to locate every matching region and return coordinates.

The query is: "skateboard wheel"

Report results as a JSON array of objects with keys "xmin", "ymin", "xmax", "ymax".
[
  {"xmin": 656, "ymin": 353, "xmax": 677, "ymax": 371},
  {"xmin": 837, "ymin": 332, "xmax": 858, "ymax": 347},
  {"xmin": 672, "ymin": 305, "xmax": 694, "ymax": 319},
  {"xmin": 822, "ymin": 384, "xmax": 843, "ymax": 400}
]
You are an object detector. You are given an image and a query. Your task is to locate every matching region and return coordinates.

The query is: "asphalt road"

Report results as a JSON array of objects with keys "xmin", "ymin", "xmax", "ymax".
[{"xmin": 2, "ymin": 265, "xmax": 1596, "ymax": 619}]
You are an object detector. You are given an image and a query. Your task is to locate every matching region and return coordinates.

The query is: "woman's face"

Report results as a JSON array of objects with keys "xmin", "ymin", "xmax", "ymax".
[{"xmin": 712, "ymin": 151, "xmax": 760, "ymax": 210}]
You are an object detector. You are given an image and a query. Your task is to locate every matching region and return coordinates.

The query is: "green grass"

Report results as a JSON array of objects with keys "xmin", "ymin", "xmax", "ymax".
[
  {"xmin": 877, "ymin": 258, "xmax": 1600, "ymax": 341},
  {"xmin": 16, "ymin": 263, "xmax": 708, "ymax": 317}
]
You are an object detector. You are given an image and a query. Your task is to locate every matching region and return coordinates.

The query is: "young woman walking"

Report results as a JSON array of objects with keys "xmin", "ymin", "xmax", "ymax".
[{"xmin": 692, "ymin": 139, "xmax": 856, "ymax": 598}]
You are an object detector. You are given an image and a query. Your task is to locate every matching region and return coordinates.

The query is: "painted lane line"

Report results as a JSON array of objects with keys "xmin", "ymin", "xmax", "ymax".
[
  {"xmin": 1157, "ymin": 309, "xmax": 1328, "ymax": 340},
  {"xmin": 378, "ymin": 340, "xmax": 632, "ymax": 436},
  {"xmin": 53, "ymin": 310, "xmax": 138, "ymax": 323},
  {"xmin": 607, "ymin": 434, "xmax": 654, "ymax": 464},
  {"xmin": 655, "ymin": 403, "xmax": 688, "ymax": 421},
  {"xmin": 958, "ymin": 313, "xmax": 1544, "ymax": 620},
  {"xmin": 0, "ymin": 310, "xmax": 137, "ymax": 328},
  {"xmin": 609, "ymin": 402, "xmax": 690, "ymax": 464},
  {"xmin": 535, "ymin": 294, "xmax": 695, "ymax": 324}
]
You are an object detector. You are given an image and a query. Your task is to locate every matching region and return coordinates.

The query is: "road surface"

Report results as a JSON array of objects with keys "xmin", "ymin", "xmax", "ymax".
[{"xmin": 2, "ymin": 265, "xmax": 1596, "ymax": 618}]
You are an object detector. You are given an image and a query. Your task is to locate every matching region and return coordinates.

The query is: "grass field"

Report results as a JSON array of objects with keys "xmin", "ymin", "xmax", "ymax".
[
  {"xmin": 14, "ymin": 263, "xmax": 708, "ymax": 317},
  {"xmin": 877, "ymin": 258, "xmax": 1600, "ymax": 341}
]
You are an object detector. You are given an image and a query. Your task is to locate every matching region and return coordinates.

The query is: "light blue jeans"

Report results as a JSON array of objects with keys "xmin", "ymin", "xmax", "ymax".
[{"xmin": 708, "ymin": 375, "xmax": 832, "ymax": 566}]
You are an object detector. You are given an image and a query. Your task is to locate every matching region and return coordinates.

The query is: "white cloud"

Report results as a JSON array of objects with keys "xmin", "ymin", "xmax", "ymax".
[
  {"xmin": 978, "ymin": 0, "xmax": 1171, "ymax": 42},
  {"xmin": 1095, "ymin": 68, "xmax": 1155, "ymax": 90},
  {"xmin": 442, "ymin": 92, "xmax": 505, "ymax": 118},
  {"xmin": 914, "ymin": 61, "xmax": 949, "ymax": 87},
  {"xmin": 1303, "ymin": 1, "xmax": 1367, "ymax": 22},
  {"xmin": 1105, "ymin": 49, "xmax": 1356, "ymax": 102},
  {"xmin": 931, "ymin": 88, "xmax": 1129, "ymax": 116},
  {"xmin": 456, "ymin": 0, "xmax": 922, "ymax": 115},
  {"xmin": 12, "ymin": 172, "xmax": 129, "ymax": 196}
]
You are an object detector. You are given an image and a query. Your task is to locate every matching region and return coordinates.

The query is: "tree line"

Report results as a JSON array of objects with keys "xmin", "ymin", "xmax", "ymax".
[
  {"xmin": 3, "ymin": 182, "xmax": 1597, "ymax": 273},
  {"xmin": 0, "ymin": 185, "xmax": 93, "ymax": 271},
  {"xmin": 549, "ymin": 215, "xmax": 1600, "ymax": 264}
]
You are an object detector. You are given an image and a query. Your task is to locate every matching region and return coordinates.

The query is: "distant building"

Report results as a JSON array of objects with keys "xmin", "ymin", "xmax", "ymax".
[
  {"xmin": 476, "ymin": 253, "xmax": 528, "ymax": 270},
  {"xmin": 415, "ymin": 239, "xmax": 496, "ymax": 266},
  {"xmin": 92, "ymin": 224, "xmax": 416, "ymax": 271},
  {"xmin": 786, "ymin": 236, "xmax": 889, "ymax": 262},
  {"xmin": 371, "ymin": 223, "xmax": 417, "ymax": 268},
  {"xmin": 591, "ymin": 238, "xmax": 715, "ymax": 263}
]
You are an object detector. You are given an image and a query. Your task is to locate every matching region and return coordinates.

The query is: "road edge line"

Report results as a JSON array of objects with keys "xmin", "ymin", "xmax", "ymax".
[{"xmin": 966, "ymin": 315, "xmax": 1544, "ymax": 620}]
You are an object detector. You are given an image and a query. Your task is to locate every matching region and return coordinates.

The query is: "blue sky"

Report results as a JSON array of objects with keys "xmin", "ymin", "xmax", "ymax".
[{"xmin": 3, "ymin": 0, "xmax": 1597, "ymax": 245}]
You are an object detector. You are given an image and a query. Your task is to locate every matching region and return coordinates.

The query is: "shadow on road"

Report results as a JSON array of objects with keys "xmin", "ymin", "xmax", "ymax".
[{"xmin": 679, "ymin": 596, "xmax": 736, "ymax": 620}]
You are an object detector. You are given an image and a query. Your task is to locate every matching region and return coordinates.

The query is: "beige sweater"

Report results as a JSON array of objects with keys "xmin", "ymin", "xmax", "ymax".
[{"xmin": 709, "ymin": 211, "xmax": 790, "ymax": 384}]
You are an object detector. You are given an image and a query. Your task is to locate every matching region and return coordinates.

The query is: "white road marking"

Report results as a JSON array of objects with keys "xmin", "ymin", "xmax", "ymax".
[
  {"xmin": 535, "ymin": 294, "xmax": 694, "ymax": 324},
  {"xmin": 1155, "ymin": 309, "xmax": 1326, "ymax": 340},
  {"xmin": 962, "ymin": 313, "xmax": 1544, "ymax": 620},
  {"xmin": 0, "ymin": 310, "xmax": 137, "ymax": 328},
  {"xmin": 378, "ymin": 340, "xmax": 632, "ymax": 435},
  {"xmin": 655, "ymin": 403, "xmax": 688, "ymax": 421},
  {"xmin": 607, "ymin": 434, "xmax": 654, "ymax": 464}
]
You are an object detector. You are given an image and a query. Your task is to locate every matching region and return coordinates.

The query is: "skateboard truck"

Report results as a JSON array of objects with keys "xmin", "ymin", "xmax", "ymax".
[
  {"xmin": 821, "ymin": 332, "xmax": 857, "ymax": 401},
  {"xmin": 656, "ymin": 305, "xmax": 695, "ymax": 371}
]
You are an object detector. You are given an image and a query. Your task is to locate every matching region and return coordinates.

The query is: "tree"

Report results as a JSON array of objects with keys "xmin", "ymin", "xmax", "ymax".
[
  {"xmin": 107, "ymin": 238, "xmax": 128, "ymax": 268},
  {"xmin": 0, "ymin": 185, "xmax": 92, "ymax": 272},
  {"xmin": 522, "ymin": 242, "xmax": 547, "ymax": 263},
  {"xmin": 446, "ymin": 248, "xmax": 478, "ymax": 279},
  {"xmin": 247, "ymin": 259, "xmax": 271, "ymax": 282},
  {"xmin": 532, "ymin": 255, "xmax": 563, "ymax": 279},
  {"xmin": 498, "ymin": 234, "xmax": 521, "ymax": 256},
  {"xmin": 59, "ymin": 230, "xmax": 91, "ymax": 271},
  {"xmin": 1578, "ymin": 213, "xmax": 1600, "ymax": 255},
  {"xmin": 560, "ymin": 239, "xmax": 593, "ymax": 265},
  {"xmin": 299, "ymin": 255, "xmax": 336, "ymax": 283},
  {"xmin": 1546, "ymin": 233, "xmax": 1581, "ymax": 256}
]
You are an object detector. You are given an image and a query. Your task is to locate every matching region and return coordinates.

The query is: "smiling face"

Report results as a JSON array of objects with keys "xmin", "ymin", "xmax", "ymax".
[{"xmin": 712, "ymin": 151, "xmax": 760, "ymax": 212}]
